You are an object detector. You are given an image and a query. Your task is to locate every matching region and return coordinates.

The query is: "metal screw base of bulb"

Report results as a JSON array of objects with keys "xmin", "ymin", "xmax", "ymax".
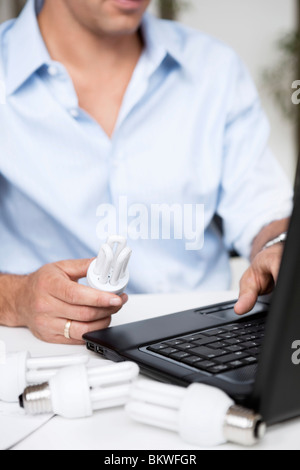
[
  {"xmin": 19, "ymin": 383, "xmax": 52, "ymax": 415},
  {"xmin": 224, "ymin": 405, "xmax": 266, "ymax": 446}
]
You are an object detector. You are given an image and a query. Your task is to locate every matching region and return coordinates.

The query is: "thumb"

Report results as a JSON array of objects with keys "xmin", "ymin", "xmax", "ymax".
[{"xmin": 55, "ymin": 258, "xmax": 95, "ymax": 281}]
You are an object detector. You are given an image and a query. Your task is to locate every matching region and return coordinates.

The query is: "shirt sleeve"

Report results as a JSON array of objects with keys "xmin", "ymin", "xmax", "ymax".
[{"xmin": 217, "ymin": 56, "xmax": 294, "ymax": 260}]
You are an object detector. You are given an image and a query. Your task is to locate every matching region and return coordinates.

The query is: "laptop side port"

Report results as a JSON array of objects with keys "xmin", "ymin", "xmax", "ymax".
[{"xmin": 96, "ymin": 346, "xmax": 105, "ymax": 355}]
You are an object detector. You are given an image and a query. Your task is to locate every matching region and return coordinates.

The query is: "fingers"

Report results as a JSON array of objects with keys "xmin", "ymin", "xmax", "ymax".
[
  {"xmin": 60, "ymin": 316, "xmax": 112, "ymax": 343},
  {"xmin": 235, "ymin": 247, "xmax": 282, "ymax": 315},
  {"xmin": 234, "ymin": 269, "xmax": 259, "ymax": 315},
  {"xmin": 53, "ymin": 293, "xmax": 128, "ymax": 323},
  {"xmin": 32, "ymin": 293, "xmax": 128, "ymax": 344},
  {"xmin": 17, "ymin": 259, "xmax": 129, "ymax": 344},
  {"xmin": 49, "ymin": 274, "xmax": 125, "ymax": 308},
  {"xmin": 55, "ymin": 258, "xmax": 94, "ymax": 282},
  {"xmin": 33, "ymin": 315, "xmax": 113, "ymax": 345}
]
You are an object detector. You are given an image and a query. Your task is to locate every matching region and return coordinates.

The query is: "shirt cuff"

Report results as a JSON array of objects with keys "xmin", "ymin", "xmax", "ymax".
[{"xmin": 233, "ymin": 201, "xmax": 294, "ymax": 260}]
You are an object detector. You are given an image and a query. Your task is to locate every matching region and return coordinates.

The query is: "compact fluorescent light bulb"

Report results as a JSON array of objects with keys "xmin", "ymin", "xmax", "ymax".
[
  {"xmin": 87, "ymin": 235, "xmax": 132, "ymax": 295},
  {"xmin": 0, "ymin": 351, "xmax": 89, "ymax": 403},
  {"xmin": 19, "ymin": 361, "xmax": 139, "ymax": 419},
  {"xmin": 125, "ymin": 380, "xmax": 266, "ymax": 447}
]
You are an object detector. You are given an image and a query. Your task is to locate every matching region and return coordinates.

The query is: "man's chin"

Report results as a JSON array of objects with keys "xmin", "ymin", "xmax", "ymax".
[{"xmin": 89, "ymin": 15, "xmax": 143, "ymax": 38}]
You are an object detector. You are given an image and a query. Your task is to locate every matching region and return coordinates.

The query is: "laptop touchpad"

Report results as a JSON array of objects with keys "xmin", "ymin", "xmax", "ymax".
[{"xmin": 194, "ymin": 301, "xmax": 268, "ymax": 322}]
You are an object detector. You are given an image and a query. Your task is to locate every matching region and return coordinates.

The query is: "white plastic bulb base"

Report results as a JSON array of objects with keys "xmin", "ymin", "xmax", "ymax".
[
  {"xmin": 50, "ymin": 364, "xmax": 93, "ymax": 419},
  {"xmin": 179, "ymin": 383, "xmax": 234, "ymax": 446},
  {"xmin": 0, "ymin": 351, "xmax": 29, "ymax": 402},
  {"xmin": 87, "ymin": 259, "xmax": 129, "ymax": 295}
]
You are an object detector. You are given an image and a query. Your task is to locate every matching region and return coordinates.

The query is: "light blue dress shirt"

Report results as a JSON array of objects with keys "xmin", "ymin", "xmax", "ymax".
[{"xmin": 0, "ymin": 0, "xmax": 293, "ymax": 294}]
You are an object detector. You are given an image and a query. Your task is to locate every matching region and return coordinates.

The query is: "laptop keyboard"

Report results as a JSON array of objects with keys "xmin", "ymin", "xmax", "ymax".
[{"xmin": 143, "ymin": 316, "xmax": 265, "ymax": 375}]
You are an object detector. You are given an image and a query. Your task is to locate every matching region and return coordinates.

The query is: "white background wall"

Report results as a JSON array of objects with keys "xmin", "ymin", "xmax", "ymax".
[{"xmin": 0, "ymin": 0, "xmax": 17, "ymax": 21}]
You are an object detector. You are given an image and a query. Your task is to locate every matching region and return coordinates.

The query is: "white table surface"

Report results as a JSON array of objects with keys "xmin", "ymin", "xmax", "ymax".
[{"xmin": 1, "ymin": 290, "xmax": 300, "ymax": 451}]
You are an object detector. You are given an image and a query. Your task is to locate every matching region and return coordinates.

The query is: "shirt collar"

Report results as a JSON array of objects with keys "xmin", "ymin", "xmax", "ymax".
[
  {"xmin": 5, "ymin": 0, "xmax": 51, "ymax": 95},
  {"xmin": 5, "ymin": 0, "xmax": 187, "ymax": 96},
  {"xmin": 141, "ymin": 13, "xmax": 187, "ymax": 74}
]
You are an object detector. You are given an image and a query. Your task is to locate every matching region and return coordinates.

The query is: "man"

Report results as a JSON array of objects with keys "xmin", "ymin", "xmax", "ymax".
[{"xmin": 0, "ymin": 0, "xmax": 293, "ymax": 344}]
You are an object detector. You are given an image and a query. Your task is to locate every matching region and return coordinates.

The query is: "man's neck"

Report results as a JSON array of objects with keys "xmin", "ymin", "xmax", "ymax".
[
  {"xmin": 37, "ymin": 0, "xmax": 145, "ymax": 137},
  {"xmin": 38, "ymin": 1, "xmax": 144, "ymax": 73}
]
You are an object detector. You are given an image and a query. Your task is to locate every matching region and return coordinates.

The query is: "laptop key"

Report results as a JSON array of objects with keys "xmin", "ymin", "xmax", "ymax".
[
  {"xmin": 246, "ymin": 326, "xmax": 262, "ymax": 334},
  {"xmin": 193, "ymin": 360, "xmax": 216, "ymax": 371},
  {"xmin": 169, "ymin": 351, "xmax": 190, "ymax": 360},
  {"xmin": 181, "ymin": 355, "xmax": 204, "ymax": 366},
  {"xmin": 201, "ymin": 328, "xmax": 225, "ymax": 337},
  {"xmin": 184, "ymin": 333, "xmax": 206, "ymax": 342},
  {"xmin": 257, "ymin": 332, "xmax": 265, "ymax": 338},
  {"xmin": 164, "ymin": 339, "xmax": 184, "ymax": 346},
  {"xmin": 248, "ymin": 347, "xmax": 260, "ymax": 356},
  {"xmin": 243, "ymin": 356, "xmax": 258, "ymax": 364},
  {"xmin": 214, "ymin": 351, "xmax": 248, "ymax": 363},
  {"xmin": 240, "ymin": 341, "xmax": 258, "ymax": 349},
  {"xmin": 225, "ymin": 345, "xmax": 244, "ymax": 353},
  {"xmin": 218, "ymin": 332, "xmax": 238, "ymax": 339},
  {"xmin": 242, "ymin": 335, "xmax": 256, "ymax": 342},
  {"xmin": 227, "ymin": 360, "xmax": 245, "ymax": 369},
  {"xmin": 221, "ymin": 324, "xmax": 245, "ymax": 331},
  {"xmin": 192, "ymin": 336, "xmax": 220, "ymax": 347},
  {"xmin": 148, "ymin": 343, "xmax": 168, "ymax": 352},
  {"xmin": 208, "ymin": 341, "xmax": 228, "ymax": 349},
  {"xmin": 191, "ymin": 346, "xmax": 228, "ymax": 359},
  {"xmin": 156, "ymin": 347, "xmax": 178, "ymax": 356},
  {"xmin": 223, "ymin": 338, "xmax": 243, "ymax": 345},
  {"xmin": 252, "ymin": 338, "xmax": 263, "ymax": 345},
  {"xmin": 208, "ymin": 364, "xmax": 231, "ymax": 374},
  {"xmin": 176, "ymin": 342, "xmax": 197, "ymax": 351}
]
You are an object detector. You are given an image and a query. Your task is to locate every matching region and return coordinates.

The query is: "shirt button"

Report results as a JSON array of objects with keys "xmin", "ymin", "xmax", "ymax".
[
  {"xmin": 69, "ymin": 108, "xmax": 79, "ymax": 118},
  {"xmin": 47, "ymin": 65, "xmax": 59, "ymax": 76}
]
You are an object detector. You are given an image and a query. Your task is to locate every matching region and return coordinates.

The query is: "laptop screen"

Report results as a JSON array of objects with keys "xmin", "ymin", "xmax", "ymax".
[
  {"xmin": 251, "ymin": 161, "xmax": 300, "ymax": 424},
  {"xmin": 295, "ymin": 155, "xmax": 300, "ymax": 197}
]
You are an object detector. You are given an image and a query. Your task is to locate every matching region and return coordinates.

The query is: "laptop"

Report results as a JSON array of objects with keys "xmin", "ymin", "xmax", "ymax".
[{"xmin": 83, "ymin": 164, "xmax": 300, "ymax": 426}]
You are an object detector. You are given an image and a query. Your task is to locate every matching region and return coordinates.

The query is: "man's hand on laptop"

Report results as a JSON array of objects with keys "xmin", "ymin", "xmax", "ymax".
[
  {"xmin": 0, "ymin": 259, "xmax": 128, "ymax": 344},
  {"xmin": 234, "ymin": 218, "xmax": 290, "ymax": 315},
  {"xmin": 234, "ymin": 243, "xmax": 283, "ymax": 315}
]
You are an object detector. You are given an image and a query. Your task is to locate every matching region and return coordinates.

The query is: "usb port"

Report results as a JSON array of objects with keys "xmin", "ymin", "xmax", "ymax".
[{"xmin": 96, "ymin": 346, "xmax": 105, "ymax": 355}]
